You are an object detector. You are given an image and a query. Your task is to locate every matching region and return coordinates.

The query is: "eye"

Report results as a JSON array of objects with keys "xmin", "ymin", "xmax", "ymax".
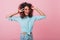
[
  {"xmin": 24, "ymin": 9, "xmax": 30, "ymax": 10},
  {"xmin": 25, "ymin": 9, "xmax": 27, "ymax": 10}
]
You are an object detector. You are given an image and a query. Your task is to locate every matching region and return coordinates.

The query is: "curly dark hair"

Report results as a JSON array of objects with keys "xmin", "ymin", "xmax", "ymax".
[{"xmin": 18, "ymin": 2, "xmax": 33, "ymax": 18}]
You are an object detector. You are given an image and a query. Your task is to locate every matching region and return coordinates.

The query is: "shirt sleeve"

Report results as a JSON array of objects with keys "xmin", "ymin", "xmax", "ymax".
[
  {"xmin": 7, "ymin": 16, "xmax": 18, "ymax": 21},
  {"xmin": 34, "ymin": 15, "xmax": 46, "ymax": 21}
]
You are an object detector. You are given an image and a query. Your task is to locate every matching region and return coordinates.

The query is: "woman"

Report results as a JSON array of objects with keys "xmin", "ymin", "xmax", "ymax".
[{"xmin": 6, "ymin": 2, "xmax": 46, "ymax": 40}]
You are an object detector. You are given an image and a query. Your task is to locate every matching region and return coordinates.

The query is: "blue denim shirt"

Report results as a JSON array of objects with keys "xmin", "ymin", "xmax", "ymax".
[{"xmin": 7, "ymin": 15, "xmax": 46, "ymax": 34}]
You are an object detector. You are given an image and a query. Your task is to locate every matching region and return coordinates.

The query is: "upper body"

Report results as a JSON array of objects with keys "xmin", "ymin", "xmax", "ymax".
[
  {"xmin": 6, "ymin": 2, "xmax": 46, "ymax": 35},
  {"xmin": 7, "ymin": 15, "xmax": 46, "ymax": 34}
]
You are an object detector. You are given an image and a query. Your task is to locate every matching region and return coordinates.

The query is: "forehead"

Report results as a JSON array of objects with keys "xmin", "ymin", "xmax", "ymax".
[{"xmin": 24, "ymin": 6, "xmax": 29, "ymax": 9}]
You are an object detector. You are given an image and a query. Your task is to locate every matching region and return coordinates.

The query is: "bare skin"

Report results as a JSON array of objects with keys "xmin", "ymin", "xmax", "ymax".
[
  {"xmin": 32, "ymin": 6, "xmax": 46, "ymax": 16},
  {"xmin": 6, "ymin": 6, "xmax": 46, "ymax": 18},
  {"xmin": 6, "ymin": 6, "xmax": 46, "ymax": 35}
]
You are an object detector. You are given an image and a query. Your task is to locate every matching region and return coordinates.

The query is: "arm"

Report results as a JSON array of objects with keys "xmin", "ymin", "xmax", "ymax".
[
  {"xmin": 6, "ymin": 12, "xmax": 18, "ymax": 19},
  {"xmin": 32, "ymin": 6, "xmax": 46, "ymax": 20},
  {"xmin": 9, "ymin": 12, "xmax": 18, "ymax": 17},
  {"xmin": 32, "ymin": 6, "xmax": 46, "ymax": 16},
  {"xmin": 6, "ymin": 8, "xmax": 23, "ymax": 18}
]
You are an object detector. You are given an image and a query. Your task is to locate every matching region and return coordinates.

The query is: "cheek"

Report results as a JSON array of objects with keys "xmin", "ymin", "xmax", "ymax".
[{"xmin": 27, "ymin": 10, "xmax": 30, "ymax": 12}]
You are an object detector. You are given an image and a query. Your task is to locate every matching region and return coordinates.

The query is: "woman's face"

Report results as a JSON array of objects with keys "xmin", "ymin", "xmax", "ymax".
[{"xmin": 24, "ymin": 6, "xmax": 30, "ymax": 15}]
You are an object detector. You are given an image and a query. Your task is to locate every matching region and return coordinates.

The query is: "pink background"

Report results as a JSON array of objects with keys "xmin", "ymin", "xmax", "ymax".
[{"xmin": 0, "ymin": 0, "xmax": 60, "ymax": 40}]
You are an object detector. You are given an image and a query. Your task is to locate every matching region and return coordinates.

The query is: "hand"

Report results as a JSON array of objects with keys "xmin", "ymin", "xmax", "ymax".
[
  {"xmin": 22, "ymin": 32, "xmax": 27, "ymax": 35},
  {"xmin": 31, "ymin": 6, "xmax": 36, "ymax": 10},
  {"xmin": 18, "ymin": 8, "xmax": 24, "ymax": 13},
  {"xmin": 31, "ymin": 6, "xmax": 34, "ymax": 9}
]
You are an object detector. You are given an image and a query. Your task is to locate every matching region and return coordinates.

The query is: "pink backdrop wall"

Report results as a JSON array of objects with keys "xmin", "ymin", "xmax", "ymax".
[{"xmin": 0, "ymin": 0, "xmax": 60, "ymax": 40}]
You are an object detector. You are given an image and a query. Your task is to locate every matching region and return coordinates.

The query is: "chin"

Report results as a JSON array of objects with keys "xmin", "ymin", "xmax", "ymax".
[
  {"xmin": 25, "ymin": 13, "xmax": 29, "ymax": 15},
  {"xmin": 26, "ymin": 15, "xmax": 28, "ymax": 16}
]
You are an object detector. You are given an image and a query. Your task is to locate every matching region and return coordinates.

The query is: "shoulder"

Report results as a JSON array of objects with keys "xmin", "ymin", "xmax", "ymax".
[
  {"xmin": 31, "ymin": 16, "xmax": 39, "ymax": 18},
  {"xmin": 10, "ymin": 16, "xmax": 21, "ymax": 20},
  {"xmin": 32, "ymin": 15, "xmax": 46, "ymax": 20},
  {"xmin": 14, "ymin": 16, "xmax": 21, "ymax": 18},
  {"xmin": 30, "ymin": 16, "xmax": 36, "ymax": 19}
]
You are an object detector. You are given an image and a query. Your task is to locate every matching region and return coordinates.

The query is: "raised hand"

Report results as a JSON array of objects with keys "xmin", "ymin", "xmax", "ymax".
[{"xmin": 18, "ymin": 8, "xmax": 24, "ymax": 13}]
